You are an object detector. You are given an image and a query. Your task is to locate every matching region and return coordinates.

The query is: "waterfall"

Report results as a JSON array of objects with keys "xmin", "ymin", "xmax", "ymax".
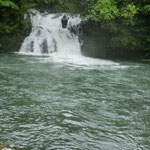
[
  {"xmin": 19, "ymin": 9, "xmax": 119, "ymax": 66},
  {"xmin": 19, "ymin": 10, "xmax": 82, "ymax": 57}
]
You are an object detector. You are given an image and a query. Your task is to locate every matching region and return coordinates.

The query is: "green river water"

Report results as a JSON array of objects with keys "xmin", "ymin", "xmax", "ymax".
[{"xmin": 0, "ymin": 54, "xmax": 150, "ymax": 150}]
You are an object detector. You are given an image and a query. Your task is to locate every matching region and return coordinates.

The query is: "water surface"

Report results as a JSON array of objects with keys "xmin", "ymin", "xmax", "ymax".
[{"xmin": 0, "ymin": 54, "xmax": 150, "ymax": 150}]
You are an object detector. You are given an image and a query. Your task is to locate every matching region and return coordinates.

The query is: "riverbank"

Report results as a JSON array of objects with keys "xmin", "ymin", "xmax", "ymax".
[{"xmin": 139, "ymin": 59, "xmax": 150, "ymax": 62}]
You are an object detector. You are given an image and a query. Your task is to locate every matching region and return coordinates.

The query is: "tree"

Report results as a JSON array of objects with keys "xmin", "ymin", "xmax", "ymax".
[
  {"xmin": 88, "ymin": 0, "xmax": 150, "ymax": 57},
  {"xmin": 0, "ymin": 0, "xmax": 19, "ymax": 33}
]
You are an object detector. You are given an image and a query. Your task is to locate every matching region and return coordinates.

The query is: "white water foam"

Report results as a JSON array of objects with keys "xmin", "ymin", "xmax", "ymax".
[{"xmin": 18, "ymin": 9, "xmax": 119, "ymax": 66}]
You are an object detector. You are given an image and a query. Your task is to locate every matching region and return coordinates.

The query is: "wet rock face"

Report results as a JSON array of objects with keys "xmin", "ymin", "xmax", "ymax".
[
  {"xmin": 61, "ymin": 15, "xmax": 68, "ymax": 28},
  {"xmin": 30, "ymin": 41, "xmax": 34, "ymax": 52},
  {"xmin": 69, "ymin": 24, "xmax": 82, "ymax": 36},
  {"xmin": 41, "ymin": 39, "xmax": 48, "ymax": 54}
]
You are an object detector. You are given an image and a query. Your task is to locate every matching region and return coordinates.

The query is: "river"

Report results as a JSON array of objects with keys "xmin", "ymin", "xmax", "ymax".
[{"xmin": 0, "ymin": 54, "xmax": 150, "ymax": 150}]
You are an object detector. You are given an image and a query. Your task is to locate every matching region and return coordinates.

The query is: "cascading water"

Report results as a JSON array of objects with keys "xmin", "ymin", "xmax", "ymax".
[
  {"xmin": 19, "ymin": 10, "xmax": 82, "ymax": 57},
  {"xmin": 19, "ymin": 9, "xmax": 118, "ymax": 66}
]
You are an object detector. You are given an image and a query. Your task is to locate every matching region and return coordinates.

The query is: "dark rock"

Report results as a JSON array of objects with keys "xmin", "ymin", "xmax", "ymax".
[
  {"xmin": 41, "ymin": 39, "xmax": 48, "ymax": 54},
  {"xmin": 61, "ymin": 15, "xmax": 68, "ymax": 29}
]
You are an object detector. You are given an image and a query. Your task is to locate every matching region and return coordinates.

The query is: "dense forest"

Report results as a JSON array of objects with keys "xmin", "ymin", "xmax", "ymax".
[{"xmin": 0, "ymin": 0, "xmax": 150, "ymax": 58}]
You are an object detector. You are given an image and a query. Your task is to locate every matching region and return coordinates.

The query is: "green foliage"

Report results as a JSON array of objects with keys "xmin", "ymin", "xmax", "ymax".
[
  {"xmin": 0, "ymin": 0, "xmax": 18, "ymax": 9},
  {"xmin": 142, "ymin": 4, "xmax": 150, "ymax": 14},
  {"xmin": 89, "ymin": 0, "xmax": 138, "ymax": 25},
  {"xmin": 90, "ymin": 0, "xmax": 119, "ymax": 21},
  {"xmin": 0, "ymin": 0, "xmax": 35, "ymax": 34},
  {"xmin": 120, "ymin": 4, "xmax": 139, "ymax": 25},
  {"xmin": 55, "ymin": 0, "xmax": 77, "ymax": 13},
  {"xmin": 88, "ymin": 0, "xmax": 150, "ymax": 57}
]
